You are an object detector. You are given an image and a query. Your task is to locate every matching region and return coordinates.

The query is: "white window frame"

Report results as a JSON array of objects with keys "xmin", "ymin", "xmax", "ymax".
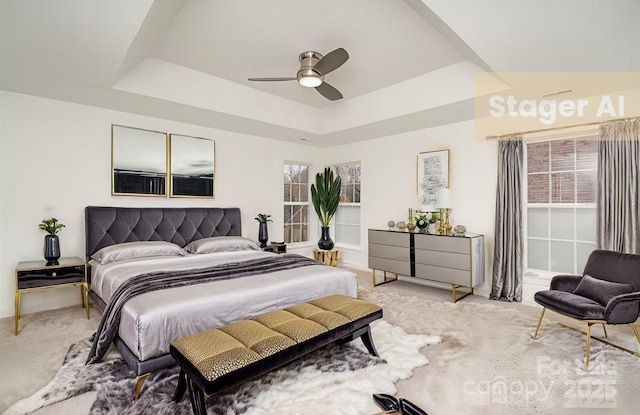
[
  {"xmin": 283, "ymin": 162, "xmax": 310, "ymax": 245},
  {"xmin": 331, "ymin": 162, "xmax": 361, "ymax": 249},
  {"xmin": 523, "ymin": 136, "xmax": 597, "ymax": 280}
]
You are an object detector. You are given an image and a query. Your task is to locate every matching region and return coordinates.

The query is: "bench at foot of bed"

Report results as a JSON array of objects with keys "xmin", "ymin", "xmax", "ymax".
[{"xmin": 170, "ymin": 294, "xmax": 383, "ymax": 415}]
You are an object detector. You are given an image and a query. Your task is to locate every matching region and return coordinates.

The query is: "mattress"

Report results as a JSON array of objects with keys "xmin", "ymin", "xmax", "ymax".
[{"xmin": 90, "ymin": 251, "xmax": 358, "ymax": 361}]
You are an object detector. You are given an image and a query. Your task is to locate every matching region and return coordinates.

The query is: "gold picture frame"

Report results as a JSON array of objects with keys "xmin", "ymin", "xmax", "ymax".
[{"xmin": 417, "ymin": 149, "xmax": 449, "ymax": 208}]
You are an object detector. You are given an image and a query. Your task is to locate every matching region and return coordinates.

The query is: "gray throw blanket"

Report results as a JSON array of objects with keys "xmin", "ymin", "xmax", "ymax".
[{"xmin": 87, "ymin": 254, "xmax": 319, "ymax": 363}]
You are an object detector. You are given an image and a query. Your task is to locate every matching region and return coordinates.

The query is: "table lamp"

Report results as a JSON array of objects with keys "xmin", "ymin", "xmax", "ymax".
[{"xmin": 437, "ymin": 188, "xmax": 452, "ymax": 234}]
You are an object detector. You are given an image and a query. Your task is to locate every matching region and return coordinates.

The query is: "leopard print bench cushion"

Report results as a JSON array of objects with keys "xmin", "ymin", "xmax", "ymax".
[{"xmin": 171, "ymin": 295, "xmax": 382, "ymax": 382}]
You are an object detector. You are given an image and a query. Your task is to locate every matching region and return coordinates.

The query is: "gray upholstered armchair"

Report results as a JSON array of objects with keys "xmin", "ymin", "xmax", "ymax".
[{"xmin": 533, "ymin": 249, "xmax": 640, "ymax": 370}]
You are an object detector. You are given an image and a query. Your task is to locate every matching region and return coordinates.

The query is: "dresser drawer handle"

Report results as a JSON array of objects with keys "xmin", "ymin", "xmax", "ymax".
[{"xmin": 51, "ymin": 272, "xmax": 57, "ymax": 277}]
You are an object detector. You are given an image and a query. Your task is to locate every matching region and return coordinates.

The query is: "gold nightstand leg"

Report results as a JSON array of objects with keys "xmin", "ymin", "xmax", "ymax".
[
  {"xmin": 14, "ymin": 291, "xmax": 21, "ymax": 335},
  {"xmin": 83, "ymin": 284, "xmax": 90, "ymax": 319}
]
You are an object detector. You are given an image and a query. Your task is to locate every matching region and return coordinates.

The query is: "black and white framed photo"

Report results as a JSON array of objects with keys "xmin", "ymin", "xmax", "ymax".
[{"xmin": 417, "ymin": 149, "xmax": 449, "ymax": 208}]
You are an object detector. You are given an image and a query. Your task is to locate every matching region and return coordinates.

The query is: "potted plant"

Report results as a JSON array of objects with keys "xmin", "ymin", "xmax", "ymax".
[
  {"xmin": 39, "ymin": 217, "xmax": 65, "ymax": 265},
  {"xmin": 255, "ymin": 213, "xmax": 272, "ymax": 248},
  {"xmin": 415, "ymin": 211, "xmax": 439, "ymax": 233},
  {"xmin": 310, "ymin": 167, "xmax": 341, "ymax": 250}
]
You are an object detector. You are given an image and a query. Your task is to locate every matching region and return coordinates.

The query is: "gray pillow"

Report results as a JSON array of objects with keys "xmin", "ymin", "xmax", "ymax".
[
  {"xmin": 92, "ymin": 241, "xmax": 186, "ymax": 264},
  {"xmin": 185, "ymin": 236, "xmax": 261, "ymax": 254},
  {"xmin": 573, "ymin": 275, "xmax": 635, "ymax": 306}
]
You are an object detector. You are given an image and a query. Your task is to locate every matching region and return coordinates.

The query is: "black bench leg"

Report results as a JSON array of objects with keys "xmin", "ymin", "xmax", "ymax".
[
  {"xmin": 337, "ymin": 325, "xmax": 379, "ymax": 357},
  {"xmin": 173, "ymin": 369, "xmax": 188, "ymax": 402},
  {"xmin": 188, "ymin": 377, "xmax": 207, "ymax": 415},
  {"xmin": 360, "ymin": 325, "xmax": 379, "ymax": 357}
]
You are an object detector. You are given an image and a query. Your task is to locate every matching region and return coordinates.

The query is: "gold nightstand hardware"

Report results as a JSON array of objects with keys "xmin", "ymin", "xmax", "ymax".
[{"xmin": 52, "ymin": 272, "xmax": 57, "ymax": 277}]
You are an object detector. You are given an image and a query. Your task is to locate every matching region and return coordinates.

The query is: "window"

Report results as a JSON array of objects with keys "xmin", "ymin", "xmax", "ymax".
[
  {"xmin": 525, "ymin": 137, "xmax": 597, "ymax": 275},
  {"xmin": 333, "ymin": 162, "xmax": 361, "ymax": 246},
  {"xmin": 283, "ymin": 163, "xmax": 309, "ymax": 243}
]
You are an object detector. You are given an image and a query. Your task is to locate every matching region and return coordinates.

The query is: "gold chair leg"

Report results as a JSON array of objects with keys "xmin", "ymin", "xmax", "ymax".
[
  {"xmin": 585, "ymin": 324, "xmax": 592, "ymax": 372},
  {"xmin": 629, "ymin": 323, "xmax": 640, "ymax": 344},
  {"xmin": 602, "ymin": 323, "xmax": 608, "ymax": 338},
  {"xmin": 533, "ymin": 308, "xmax": 546, "ymax": 340}
]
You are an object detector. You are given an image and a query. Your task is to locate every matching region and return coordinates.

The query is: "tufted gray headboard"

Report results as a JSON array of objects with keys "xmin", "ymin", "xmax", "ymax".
[{"xmin": 85, "ymin": 206, "xmax": 242, "ymax": 262}]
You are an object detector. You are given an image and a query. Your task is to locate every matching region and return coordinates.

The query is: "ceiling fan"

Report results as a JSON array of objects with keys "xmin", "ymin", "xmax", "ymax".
[{"xmin": 248, "ymin": 48, "xmax": 349, "ymax": 101}]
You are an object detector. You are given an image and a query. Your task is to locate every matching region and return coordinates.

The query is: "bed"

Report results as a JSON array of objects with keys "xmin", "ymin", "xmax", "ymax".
[{"xmin": 84, "ymin": 206, "xmax": 358, "ymax": 395}]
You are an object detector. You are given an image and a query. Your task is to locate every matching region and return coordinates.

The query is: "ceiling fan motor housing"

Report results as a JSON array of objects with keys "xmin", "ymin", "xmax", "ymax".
[{"xmin": 297, "ymin": 51, "xmax": 324, "ymax": 87}]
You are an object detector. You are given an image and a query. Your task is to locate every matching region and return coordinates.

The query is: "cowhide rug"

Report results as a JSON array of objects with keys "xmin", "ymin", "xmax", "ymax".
[{"xmin": 4, "ymin": 321, "xmax": 440, "ymax": 415}]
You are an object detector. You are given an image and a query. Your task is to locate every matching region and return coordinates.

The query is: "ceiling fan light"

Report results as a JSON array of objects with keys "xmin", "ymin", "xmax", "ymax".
[{"xmin": 298, "ymin": 75, "xmax": 322, "ymax": 88}]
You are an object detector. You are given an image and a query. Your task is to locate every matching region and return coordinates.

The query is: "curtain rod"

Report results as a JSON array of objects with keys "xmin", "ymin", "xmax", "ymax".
[{"xmin": 486, "ymin": 116, "xmax": 640, "ymax": 140}]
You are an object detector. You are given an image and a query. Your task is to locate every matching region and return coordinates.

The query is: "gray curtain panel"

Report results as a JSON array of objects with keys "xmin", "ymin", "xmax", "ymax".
[
  {"xmin": 597, "ymin": 119, "xmax": 640, "ymax": 254},
  {"xmin": 490, "ymin": 136, "xmax": 523, "ymax": 302}
]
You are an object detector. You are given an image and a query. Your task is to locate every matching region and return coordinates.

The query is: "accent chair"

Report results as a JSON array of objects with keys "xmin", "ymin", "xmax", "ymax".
[{"xmin": 533, "ymin": 249, "xmax": 640, "ymax": 370}]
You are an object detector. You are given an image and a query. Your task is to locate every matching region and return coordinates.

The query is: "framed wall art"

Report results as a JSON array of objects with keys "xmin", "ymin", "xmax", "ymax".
[{"xmin": 417, "ymin": 149, "xmax": 449, "ymax": 209}]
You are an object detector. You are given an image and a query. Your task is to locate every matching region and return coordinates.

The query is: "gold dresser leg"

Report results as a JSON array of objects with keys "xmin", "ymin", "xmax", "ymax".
[
  {"xmin": 372, "ymin": 269, "xmax": 398, "ymax": 287},
  {"xmin": 451, "ymin": 284, "xmax": 473, "ymax": 303}
]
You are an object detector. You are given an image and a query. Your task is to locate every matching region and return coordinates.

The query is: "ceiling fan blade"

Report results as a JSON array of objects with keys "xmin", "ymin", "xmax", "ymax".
[
  {"xmin": 248, "ymin": 77, "xmax": 297, "ymax": 81},
  {"xmin": 313, "ymin": 48, "xmax": 349, "ymax": 76},
  {"xmin": 315, "ymin": 82, "xmax": 343, "ymax": 101}
]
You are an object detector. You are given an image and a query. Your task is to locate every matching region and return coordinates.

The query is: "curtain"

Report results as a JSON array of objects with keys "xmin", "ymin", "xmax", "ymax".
[
  {"xmin": 490, "ymin": 136, "xmax": 523, "ymax": 302},
  {"xmin": 597, "ymin": 119, "xmax": 640, "ymax": 254}
]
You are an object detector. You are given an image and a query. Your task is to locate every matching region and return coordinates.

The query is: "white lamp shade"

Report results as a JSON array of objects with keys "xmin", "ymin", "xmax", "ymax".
[
  {"xmin": 436, "ymin": 188, "xmax": 452, "ymax": 208},
  {"xmin": 420, "ymin": 204, "xmax": 436, "ymax": 212}
]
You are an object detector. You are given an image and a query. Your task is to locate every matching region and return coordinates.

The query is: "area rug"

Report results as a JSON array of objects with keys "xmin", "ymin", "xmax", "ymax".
[{"xmin": 3, "ymin": 320, "xmax": 440, "ymax": 415}]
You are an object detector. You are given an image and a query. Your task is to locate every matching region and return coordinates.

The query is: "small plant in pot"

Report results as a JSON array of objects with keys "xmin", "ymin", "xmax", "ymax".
[
  {"xmin": 39, "ymin": 217, "xmax": 65, "ymax": 265},
  {"xmin": 311, "ymin": 167, "xmax": 341, "ymax": 250},
  {"xmin": 255, "ymin": 213, "xmax": 272, "ymax": 248}
]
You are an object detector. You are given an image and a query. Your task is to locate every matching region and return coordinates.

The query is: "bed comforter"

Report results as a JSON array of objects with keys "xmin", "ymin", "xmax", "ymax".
[{"xmin": 88, "ymin": 251, "xmax": 358, "ymax": 362}]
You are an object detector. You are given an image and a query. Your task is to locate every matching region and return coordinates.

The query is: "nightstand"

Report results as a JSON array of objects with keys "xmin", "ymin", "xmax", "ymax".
[
  {"xmin": 262, "ymin": 243, "xmax": 287, "ymax": 254},
  {"xmin": 14, "ymin": 256, "xmax": 89, "ymax": 335}
]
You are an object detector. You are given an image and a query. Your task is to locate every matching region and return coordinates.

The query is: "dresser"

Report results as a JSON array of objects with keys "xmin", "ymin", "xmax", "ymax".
[{"xmin": 368, "ymin": 229, "xmax": 484, "ymax": 302}]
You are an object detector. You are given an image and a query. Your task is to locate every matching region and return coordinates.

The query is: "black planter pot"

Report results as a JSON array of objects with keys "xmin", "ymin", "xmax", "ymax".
[
  {"xmin": 318, "ymin": 226, "xmax": 334, "ymax": 250},
  {"xmin": 258, "ymin": 222, "xmax": 269, "ymax": 248},
  {"xmin": 44, "ymin": 234, "xmax": 60, "ymax": 265}
]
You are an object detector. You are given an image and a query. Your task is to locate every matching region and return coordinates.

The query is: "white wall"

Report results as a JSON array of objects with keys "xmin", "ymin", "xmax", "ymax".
[
  {"xmin": 319, "ymin": 120, "xmax": 498, "ymax": 295},
  {"xmin": 0, "ymin": 90, "xmax": 500, "ymax": 319},
  {"xmin": 0, "ymin": 91, "xmax": 320, "ymax": 318}
]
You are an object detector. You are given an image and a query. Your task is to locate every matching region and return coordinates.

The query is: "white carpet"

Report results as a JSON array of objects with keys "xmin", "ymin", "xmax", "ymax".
[{"xmin": 359, "ymin": 282, "xmax": 640, "ymax": 415}]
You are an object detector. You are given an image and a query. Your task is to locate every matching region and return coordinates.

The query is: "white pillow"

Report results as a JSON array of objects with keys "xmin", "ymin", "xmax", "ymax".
[
  {"xmin": 92, "ymin": 241, "xmax": 186, "ymax": 264},
  {"xmin": 185, "ymin": 236, "xmax": 261, "ymax": 254}
]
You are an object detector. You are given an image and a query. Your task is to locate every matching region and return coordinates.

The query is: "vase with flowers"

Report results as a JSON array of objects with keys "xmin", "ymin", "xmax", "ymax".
[
  {"xmin": 415, "ymin": 211, "xmax": 439, "ymax": 233},
  {"xmin": 39, "ymin": 217, "xmax": 65, "ymax": 265}
]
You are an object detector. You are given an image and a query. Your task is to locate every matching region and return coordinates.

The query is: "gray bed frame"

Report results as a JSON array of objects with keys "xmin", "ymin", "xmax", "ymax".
[{"xmin": 84, "ymin": 206, "xmax": 242, "ymax": 397}]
